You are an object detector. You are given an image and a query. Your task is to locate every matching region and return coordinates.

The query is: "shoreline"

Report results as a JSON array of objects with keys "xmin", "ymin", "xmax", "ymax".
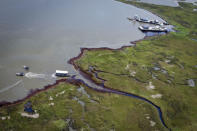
[
  {"xmin": 0, "ymin": 29, "xmax": 171, "ymax": 130},
  {"xmin": 68, "ymin": 35, "xmax": 153, "ymax": 69},
  {"xmin": 67, "ymin": 42, "xmax": 171, "ymax": 130},
  {"xmin": 0, "ymin": 79, "xmax": 67, "ymax": 108},
  {"xmin": 0, "ymin": 0, "xmax": 171, "ymax": 108},
  {"xmin": 1, "ymin": 1, "xmax": 196, "ymax": 130},
  {"xmin": 0, "ymin": 34, "xmax": 168, "ymax": 108},
  {"xmin": 0, "ymin": 2, "xmax": 172, "ymax": 129}
]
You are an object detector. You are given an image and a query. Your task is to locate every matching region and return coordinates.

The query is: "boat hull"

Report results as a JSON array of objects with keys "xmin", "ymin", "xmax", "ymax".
[
  {"xmin": 138, "ymin": 27, "xmax": 168, "ymax": 33},
  {"xmin": 139, "ymin": 29, "xmax": 168, "ymax": 32},
  {"xmin": 55, "ymin": 73, "xmax": 70, "ymax": 77}
]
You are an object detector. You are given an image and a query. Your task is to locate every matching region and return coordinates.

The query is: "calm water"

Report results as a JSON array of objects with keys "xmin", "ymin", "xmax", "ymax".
[{"xmin": 0, "ymin": 0, "xmax": 165, "ymax": 102}]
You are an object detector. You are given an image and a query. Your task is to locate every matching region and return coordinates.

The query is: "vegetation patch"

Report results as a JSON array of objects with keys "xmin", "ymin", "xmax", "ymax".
[
  {"xmin": 1, "ymin": 1, "xmax": 197, "ymax": 131},
  {"xmin": 0, "ymin": 83, "xmax": 166, "ymax": 131},
  {"xmin": 74, "ymin": 1, "xmax": 197, "ymax": 130}
]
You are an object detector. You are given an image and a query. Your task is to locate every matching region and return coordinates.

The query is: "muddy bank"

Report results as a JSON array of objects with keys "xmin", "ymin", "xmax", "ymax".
[
  {"xmin": 68, "ymin": 59, "xmax": 171, "ymax": 130},
  {"xmin": 0, "ymin": 79, "xmax": 67, "ymax": 108}
]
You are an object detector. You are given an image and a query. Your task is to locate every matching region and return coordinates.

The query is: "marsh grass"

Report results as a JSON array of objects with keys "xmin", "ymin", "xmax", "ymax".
[{"xmin": 1, "ymin": 1, "xmax": 197, "ymax": 131}]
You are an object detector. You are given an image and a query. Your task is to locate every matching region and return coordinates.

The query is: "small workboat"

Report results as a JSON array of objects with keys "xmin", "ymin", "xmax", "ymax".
[
  {"xmin": 55, "ymin": 70, "xmax": 69, "ymax": 77},
  {"xmin": 128, "ymin": 16, "xmax": 151, "ymax": 24},
  {"xmin": 138, "ymin": 26, "xmax": 168, "ymax": 32},
  {"xmin": 16, "ymin": 72, "xmax": 24, "ymax": 76},
  {"xmin": 23, "ymin": 65, "xmax": 29, "ymax": 70},
  {"xmin": 149, "ymin": 20, "xmax": 160, "ymax": 25},
  {"xmin": 128, "ymin": 15, "xmax": 169, "ymax": 26}
]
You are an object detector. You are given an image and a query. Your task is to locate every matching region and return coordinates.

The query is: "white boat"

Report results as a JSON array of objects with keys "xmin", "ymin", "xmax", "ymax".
[
  {"xmin": 128, "ymin": 15, "xmax": 169, "ymax": 26},
  {"xmin": 16, "ymin": 72, "xmax": 24, "ymax": 76},
  {"xmin": 138, "ymin": 26, "xmax": 168, "ymax": 32},
  {"xmin": 55, "ymin": 70, "xmax": 69, "ymax": 77},
  {"xmin": 23, "ymin": 65, "xmax": 29, "ymax": 70}
]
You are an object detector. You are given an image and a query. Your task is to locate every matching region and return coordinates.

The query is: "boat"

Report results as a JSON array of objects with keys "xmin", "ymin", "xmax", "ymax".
[
  {"xmin": 128, "ymin": 16, "xmax": 151, "ymax": 24},
  {"xmin": 128, "ymin": 15, "xmax": 169, "ymax": 26},
  {"xmin": 55, "ymin": 70, "xmax": 69, "ymax": 77},
  {"xmin": 16, "ymin": 72, "xmax": 24, "ymax": 76},
  {"xmin": 150, "ymin": 20, "xmax": 160, "ymax": 25},
  {"xmin": 138, "ymin": 26, "xmax": 168, "ymax": 32},
  {"xmin": 23, "ymin": 65, "xmax": 29, "ymax": 70}
]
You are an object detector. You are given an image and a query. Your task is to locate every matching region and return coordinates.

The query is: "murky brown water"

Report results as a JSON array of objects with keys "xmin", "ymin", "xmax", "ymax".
[{"xmin": 0, "ymin": 0, "xmax": 165, "ymax": 102}]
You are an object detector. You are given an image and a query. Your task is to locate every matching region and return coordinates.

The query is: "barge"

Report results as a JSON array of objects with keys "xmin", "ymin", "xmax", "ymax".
[
  {"xmin": 55, "ymin": 70, "xmax": 69, "ymax": 77},
  {"xmin": 128, "ymin": 15, "xmax": 168, "ymax": 26},
  {"xmin": 138, "ymin": 26, "xmax": 168, "ymax": 32}
]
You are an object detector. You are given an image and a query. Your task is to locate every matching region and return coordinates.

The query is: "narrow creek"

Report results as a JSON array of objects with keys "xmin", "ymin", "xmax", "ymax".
[
  {"xmin": 65, "ymin": 65, "xmax": 171, "ymax": 130},
  {"xmin": 0, "ymin": 0, "xmax": 173, "ymax": 130}
]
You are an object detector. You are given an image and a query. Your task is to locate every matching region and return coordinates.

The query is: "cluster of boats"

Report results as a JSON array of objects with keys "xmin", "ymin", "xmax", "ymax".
[
  {"xmin": 128, "ymin": 15, "xmax": 169, "ymax": 26},
  {"xmin": 128, "ymin": 15, "xmax": 169, "ymax": 33},
  {"xmin": 16, "ymin": 66, "xmax": 29, "ymax": 76},
  {"xmin": 16, "ymin": 66, "xmax": 69, "ymax": 77},
  {"xmin": 16, "ymin": 16, "xmax": 168, "ymax": 77}
]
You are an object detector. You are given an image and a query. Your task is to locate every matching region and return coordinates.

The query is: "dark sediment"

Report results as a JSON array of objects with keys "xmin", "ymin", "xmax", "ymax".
[
  {"xmin": 0, "ymin": 79, "xmax": 67, "ymax": 108},
  {"xmin": 0, "ymin": 35, "xmax": 171, "ymax": 130},
  {"xmin": 67, "ymin": 60, "xmax": 171, "ymax": 130},
  {"xmin": 0, "ymin": 9, "xmax": 173, "ymax": 129}
]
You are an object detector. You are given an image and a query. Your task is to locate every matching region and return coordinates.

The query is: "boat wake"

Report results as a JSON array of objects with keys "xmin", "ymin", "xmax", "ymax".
[
  {"xmin": 51, "ymin": 73, "xmax": 57, "ymax": 78},
  {"xmin": 25, "ymin": 72, "xmax": 46, "ymax": 79},
  {"xmin": 0, "ymin": 80, "xmax": 23, "ymax": 93},
  {"xmin": 25, "ymin": 72, "xmax": 56, "ymax": 80}
]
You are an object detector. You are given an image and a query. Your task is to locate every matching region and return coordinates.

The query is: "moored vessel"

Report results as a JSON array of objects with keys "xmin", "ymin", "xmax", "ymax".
[{"xmin": 138, "ymin": 25, "xmax": 168, "ymax": 32}]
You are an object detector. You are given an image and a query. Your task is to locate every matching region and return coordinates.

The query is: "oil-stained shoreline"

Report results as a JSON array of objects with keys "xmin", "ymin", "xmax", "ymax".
[{"xmin": 0, "ymin": 35, "xmax": 171, "ymax": 130}]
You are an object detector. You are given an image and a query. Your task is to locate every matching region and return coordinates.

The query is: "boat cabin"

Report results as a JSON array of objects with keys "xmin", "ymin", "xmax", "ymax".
[{"xmin": 55, "ymin": 70, "xmax": 69, "ymax": 77}]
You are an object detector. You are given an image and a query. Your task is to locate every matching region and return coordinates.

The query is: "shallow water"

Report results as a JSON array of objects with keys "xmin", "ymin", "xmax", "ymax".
[{"xmin": 0, "ymin": 0, "xmax": 165, "ymax": 102}]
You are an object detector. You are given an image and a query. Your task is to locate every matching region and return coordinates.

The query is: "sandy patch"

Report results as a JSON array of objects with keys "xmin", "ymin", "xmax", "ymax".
[
  {"xmin": 146, "ymin": 116, "xmax": 150, "ymax": 119},
  {"xmin": 125, "ymin": 64, "xmax": 130, "ymax": 70},
  {"xmin": 56, "ymin": 90, "xmax": 65, "ymax": 97},
  {"xmin": 1, "ymin": 117, "xmax": 6, "ymax": 120},
  {"xmin": 151, "ymin": 94, "xmax": 162, "ymax": 99},
  {"xmin": 20, "ymin": 112, "xmax": 39, "ymax": 119},
  {"xmin": 130, "ymin": 71, "xmax": 136, "ymax": 77},
  {"xmin": 145, "ymin": 114, "xmax": 150, "ymax": 119},
  {"xmin": 49, "ymin": 96, "xmax": 53, "ymax": 101},
  {"xmin": 1, "ymin": 116, "xmax": 10, "ymax": 120},
  {"xmin": 165, "ymin": 59, "xmax": 171, "ymax": 63},
  {"xmin": 49, "ymin": 102, "xmax": 55, "ymax": 106},
  {"xmin": 150, "ymin": 120, "xmax": 156, "ymax": 127},
  {"xmin": 125, "ymin": 64, "xmax": 136, "ymax": 76},
  {"xmin": 146, "ymin": 82, "xmax": 155, "ymax": 90},
  {"xmin": 188, "ymin": 79, "xmax": 195, "ymax": 87}
]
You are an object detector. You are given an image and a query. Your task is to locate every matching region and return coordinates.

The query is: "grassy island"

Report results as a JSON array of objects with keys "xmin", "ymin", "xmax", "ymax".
[
  {"xmin": 0, "ymin": 1, "xmax": 197, "ymax": 131},
  {"xmin": 0, "ymin": 83, "xmax": 166, "ymax": 131}
]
